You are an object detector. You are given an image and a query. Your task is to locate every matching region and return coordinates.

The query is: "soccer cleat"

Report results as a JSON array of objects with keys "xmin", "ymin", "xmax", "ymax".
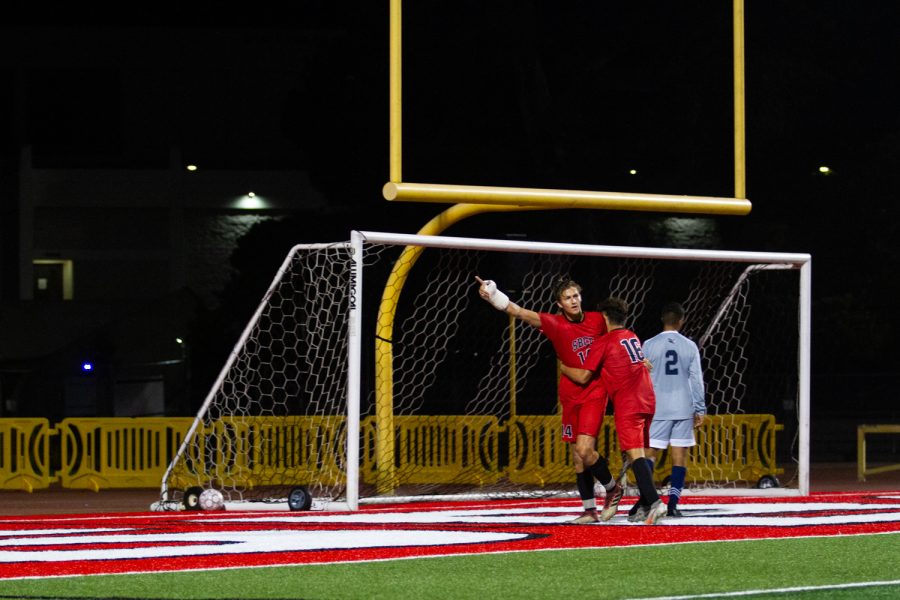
[
  {"xmin": 667, "ymin": 506, "xmax": 683, "ymax": 518},
  {"xmin": 599, "ymin": 482, "xmax": 625, "ymax": 521},
  {"xmin": 627, "ymin": 505, "xmax": 648, "ymax": 523},
  {"xmin": 644, "ymin": 500, "xmax": 668, "ymax": 525},
  {"xmin": 568, "ymin": 509, "xmax": 600, "ymax": 524}
]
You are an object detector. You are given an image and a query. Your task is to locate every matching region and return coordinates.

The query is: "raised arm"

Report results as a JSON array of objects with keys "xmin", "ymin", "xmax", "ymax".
[{"xmin": 475, "ymin": 276, "xmax": 542, "ymax": 328}]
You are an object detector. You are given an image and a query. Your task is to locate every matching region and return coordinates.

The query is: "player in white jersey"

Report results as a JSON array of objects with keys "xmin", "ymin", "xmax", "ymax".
[{"xmin": 639, "ymin": 302, "xmax": 706, "ymax": 518}]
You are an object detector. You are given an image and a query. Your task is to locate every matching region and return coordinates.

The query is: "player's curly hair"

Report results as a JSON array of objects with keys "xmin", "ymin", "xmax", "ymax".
[
  {"xmin": 550, "ymin": 276, "xmax": 581, "ymax": 303},
  {"xmin": 598, "ymin": 296, "xmax": 629, "ymax": 325}
]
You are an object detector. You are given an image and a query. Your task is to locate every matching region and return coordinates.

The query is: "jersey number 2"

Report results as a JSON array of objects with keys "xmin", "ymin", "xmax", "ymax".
[{"xmin": 665, "ymin": 349, "xmax": 679, "ymax": 375}]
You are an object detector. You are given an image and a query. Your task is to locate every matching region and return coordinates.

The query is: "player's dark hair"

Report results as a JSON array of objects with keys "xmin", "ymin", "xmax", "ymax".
[
  {"xmin": 660, "ymin": 302, "xmax": 685, "ymax": 327},
  {"xmin": 551, "ymin": 277, "xmax": 581, "ymax": 303},
  {"xmin": 598, "ymin": 296, "xmax": 628, "ymax": 325}
]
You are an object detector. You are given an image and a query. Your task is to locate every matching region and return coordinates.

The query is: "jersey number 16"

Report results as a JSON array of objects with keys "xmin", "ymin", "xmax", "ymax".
[{"xmin": 619, "ymin": 337, "xmax": 645, "ymax": 363}]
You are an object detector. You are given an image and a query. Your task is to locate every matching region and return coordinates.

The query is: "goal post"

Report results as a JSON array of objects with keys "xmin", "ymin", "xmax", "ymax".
[{"xmin": 157, "ymin": 231, "xmax": 810, "ymax": 511}]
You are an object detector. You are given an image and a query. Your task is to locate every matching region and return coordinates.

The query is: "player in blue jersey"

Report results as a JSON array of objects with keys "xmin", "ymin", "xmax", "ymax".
[{"xmin": 639, "ymin": 302, "xmax": 706, "ymax": 518}]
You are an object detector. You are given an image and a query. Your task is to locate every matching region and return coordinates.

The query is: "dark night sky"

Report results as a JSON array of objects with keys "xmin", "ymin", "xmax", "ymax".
[
  {"xmin": 4, "ymin": 2, "xmax": 897, "ymax": 205},
  {"xmin": 3, "ymin": 2, "xmax": 900, "ymax": 423}
]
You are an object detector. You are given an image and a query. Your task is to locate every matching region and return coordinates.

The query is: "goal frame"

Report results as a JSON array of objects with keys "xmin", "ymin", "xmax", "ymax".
[
  {"xmin": 350, "ymin": 231, "xmax": 811, "ymax": 506},
  {"xmin": 159, "ymin": 230, "xmax": 810, "ymax": 511}
]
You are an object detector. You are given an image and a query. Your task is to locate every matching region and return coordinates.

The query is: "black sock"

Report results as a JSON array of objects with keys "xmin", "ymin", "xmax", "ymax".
[
  {"xmin": 576, "ymin": 471, "xmax": 595, "ymax": 502},
  {"xmin": 628, "ymin": 499, "xmax": 643, "ymax": 515},
  {"xmin": 587, "ymin": 456, "xmax": 614, "ymax": 489},
  {"xmin": 630, "ymin": 457, "xmax": 660, "ymax": 506}
]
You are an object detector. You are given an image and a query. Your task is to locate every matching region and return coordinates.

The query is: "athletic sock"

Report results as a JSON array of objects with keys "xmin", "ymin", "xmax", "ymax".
[
  {"xmin": 669, "ymin": 465, "xmax": 687, "ymax": 508},
  {"xmin": 587, "ymin": 456, "xmax": 615, "ymax": 490},
  {"xmin": 576, "ymin": 471, "xmax": 596, "ymax": 510},
  {"xmin": 630, "ymin": 457, "xmax": 660, "ymax": 506}
]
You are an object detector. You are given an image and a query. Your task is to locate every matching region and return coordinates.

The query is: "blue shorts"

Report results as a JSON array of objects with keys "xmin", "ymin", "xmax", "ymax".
[{"xmin": 649, "ymin": 418, "xmax": 696, "ymax": 449}]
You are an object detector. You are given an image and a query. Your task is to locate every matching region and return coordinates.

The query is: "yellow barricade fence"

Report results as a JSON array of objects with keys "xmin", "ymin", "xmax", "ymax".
[
  {"xmin": 507, "ymin": 415, "xmax": 626, "ymax": 485},
  {"xmin": 361, "ymin": 415, "xmax": 501, "ymax": 486},
  {"xmin": 167, "ymin": 416, "xmax": 349, "ymax": 491},
  {"xmin": 0, "ymin": 418, "xmax": 55, "ymax": 491},
  {"xmin": 644, "ymin": 414, "xmax": 782, "ymax": 484},
  {"xmin": 1, "ymin": 414, "xmax": 782, "ymax": 492},
  {"xmin": 57, "ymin": 417, "xmax": 194, "ymax": 491},
  {"xmin": 856, "ymin": 424, "xmax": 900, "ymax": 481}
]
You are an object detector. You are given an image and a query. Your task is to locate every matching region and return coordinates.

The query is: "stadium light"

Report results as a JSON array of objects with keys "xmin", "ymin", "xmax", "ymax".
[
  {"xmin": 81, "ymin": 362, "xmax": 94, "ymax": 372},
  {"xmin": 234, "ymin": 192, "xmax": 268, "ymax": 210}
]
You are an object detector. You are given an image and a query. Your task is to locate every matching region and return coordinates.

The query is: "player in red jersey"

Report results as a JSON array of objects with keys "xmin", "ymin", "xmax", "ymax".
[
  {"xmin": 476, "ymin": 276, "xmax": 624, "ymax": 523},
  {"xmin": 560, "ymin": 296, "xmax": 667, "ymax": 525}
]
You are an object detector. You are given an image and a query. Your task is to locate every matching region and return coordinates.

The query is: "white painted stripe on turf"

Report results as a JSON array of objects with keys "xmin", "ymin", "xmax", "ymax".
[
  {"xmin": 195, "ymin": 501, "xmax": 900, "ymax": 527},
  {"xmin": 622, "ymin": 579, "xmax": 900, "ymax": 599},
  {"xmin": 0, "ymin": 529, "xmax": 529, "ymax": 563},
  {"xmin": 0, "ymin": 528, "xmax": 130, "ymax": 537}
]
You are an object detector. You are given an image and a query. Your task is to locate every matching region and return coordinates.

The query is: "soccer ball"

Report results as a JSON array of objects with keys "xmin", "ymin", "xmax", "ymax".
[{"xmin": 198, "ymin": 488, "xmax": 225, "ymax": 511}]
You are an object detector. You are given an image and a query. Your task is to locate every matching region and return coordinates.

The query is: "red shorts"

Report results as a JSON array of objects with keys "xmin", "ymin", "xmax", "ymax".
[
  {"xmin": 614, "ymin": 411, "xmax": 652, "ymax": 451},
  {"xmin": 561, "ymin": 398, "xmax": 605, "ymax": 443}
]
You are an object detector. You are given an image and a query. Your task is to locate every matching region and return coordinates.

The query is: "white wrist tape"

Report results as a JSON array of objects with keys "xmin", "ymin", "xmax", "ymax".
[{"xmin": 482, "ymin": 280, "xmax": 510, "ymax": 311}]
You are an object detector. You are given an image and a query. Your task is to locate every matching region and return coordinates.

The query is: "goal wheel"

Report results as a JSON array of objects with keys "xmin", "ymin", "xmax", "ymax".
[
  {"xmin": 183, "ymin": 486, "xmax": 204, "ymax": 511},
  {"xmin": 756, "ymin": 475, "xmax": 780, "ymax": 489},
  {"xmin": 288, "ymin": 486, "xmax": 313, "ymax": 511}
]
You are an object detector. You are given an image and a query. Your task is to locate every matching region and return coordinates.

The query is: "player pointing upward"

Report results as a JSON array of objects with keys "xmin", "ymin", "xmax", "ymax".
[{"xmin": 476, "ymin": 276, "xmax": 624, "ymax": 523}]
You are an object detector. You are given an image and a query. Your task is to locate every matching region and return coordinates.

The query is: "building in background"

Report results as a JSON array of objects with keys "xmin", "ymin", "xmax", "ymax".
[{"xmin": 1, "ymin": 146, "xmax": 323, "ymax": 420}]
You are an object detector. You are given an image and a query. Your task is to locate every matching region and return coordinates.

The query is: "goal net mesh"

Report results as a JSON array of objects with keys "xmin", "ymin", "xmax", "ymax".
[{"xmin": 160, "ymin": 233, "xmax": 804, "ymax": 508}]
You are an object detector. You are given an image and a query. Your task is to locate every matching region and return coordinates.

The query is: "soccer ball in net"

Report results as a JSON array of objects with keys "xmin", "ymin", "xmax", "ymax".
[{"xmin": 198, "ymin": 488, "xmax": 225, "ymax": 511}]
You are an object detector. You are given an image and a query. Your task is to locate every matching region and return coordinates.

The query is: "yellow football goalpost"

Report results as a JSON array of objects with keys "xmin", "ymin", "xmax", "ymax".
[{"xmin": 374, "ymin": 1, "xmax": 754, "ymax": 493}]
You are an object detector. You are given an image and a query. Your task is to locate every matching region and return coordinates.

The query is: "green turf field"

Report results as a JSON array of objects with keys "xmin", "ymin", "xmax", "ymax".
[{"xmin": 2, "ymin": 532, "xmax": 898, "ymax": 599}]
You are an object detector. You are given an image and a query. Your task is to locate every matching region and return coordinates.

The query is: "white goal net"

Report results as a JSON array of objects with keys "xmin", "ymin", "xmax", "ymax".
[{"xmin": 158, "ymin": 231, "xmax": 810, "ymax": 510}]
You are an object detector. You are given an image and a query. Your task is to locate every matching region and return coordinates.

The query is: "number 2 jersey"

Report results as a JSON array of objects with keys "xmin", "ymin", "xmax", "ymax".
[
  {"xmin": 582, "ymin": 327, "xmax": 656, "ymax": 415},
  {"xmin": 539, "ymin": 311, "xmax": 608, "ymax": 406},
  {"xmin": 641, "ymin": 330, "xmax": 705, "ymax": 420}
]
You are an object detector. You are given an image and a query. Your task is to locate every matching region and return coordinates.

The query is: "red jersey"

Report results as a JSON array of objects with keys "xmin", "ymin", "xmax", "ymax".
[
  {"xmin": 539, "ymin": 311, "xmax": 608, "ymax": 406},
  {"xmin": 583, "ymin": 327, "xmax": 655, "ymax": 415}
]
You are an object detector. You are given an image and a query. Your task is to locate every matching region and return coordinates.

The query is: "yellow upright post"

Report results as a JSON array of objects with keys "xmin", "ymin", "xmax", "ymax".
[
  {"xmin": 374, "ymin": 203, "xmax": 544, "ymax": 493},
  {"xmin": 733, "ymin": 0, "xmax": 746, "ymax": 199},
  {"xmin": 390, "ymin": 0, "xmax": 402, "ymax": 183}
]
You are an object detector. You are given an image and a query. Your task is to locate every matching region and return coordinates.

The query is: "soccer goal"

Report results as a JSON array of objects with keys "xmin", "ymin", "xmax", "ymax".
[{"xmin": 156, "ymin": 231, "xmax": 810, "ymax": 511}]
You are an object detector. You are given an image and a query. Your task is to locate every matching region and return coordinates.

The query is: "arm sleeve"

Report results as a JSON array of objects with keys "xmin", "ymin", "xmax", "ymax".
[
  {"xmin": 538, "ymin": 313, "xmax": 554, "ymax": 337},
  {"xmin": 689, "ymin": 344, "xmax": 706, "ymax": 415}
]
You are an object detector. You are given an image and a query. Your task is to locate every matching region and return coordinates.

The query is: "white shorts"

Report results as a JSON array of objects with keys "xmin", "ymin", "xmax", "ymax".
[{"xmin": 649, "ymin": 418, "xmax": 696, "ymax": 449}]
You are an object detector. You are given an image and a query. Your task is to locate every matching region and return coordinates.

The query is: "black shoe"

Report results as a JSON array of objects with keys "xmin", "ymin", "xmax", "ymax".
[{"xmin": 667, "ymin": 506, "xmax": 683, "ymax": 518}]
